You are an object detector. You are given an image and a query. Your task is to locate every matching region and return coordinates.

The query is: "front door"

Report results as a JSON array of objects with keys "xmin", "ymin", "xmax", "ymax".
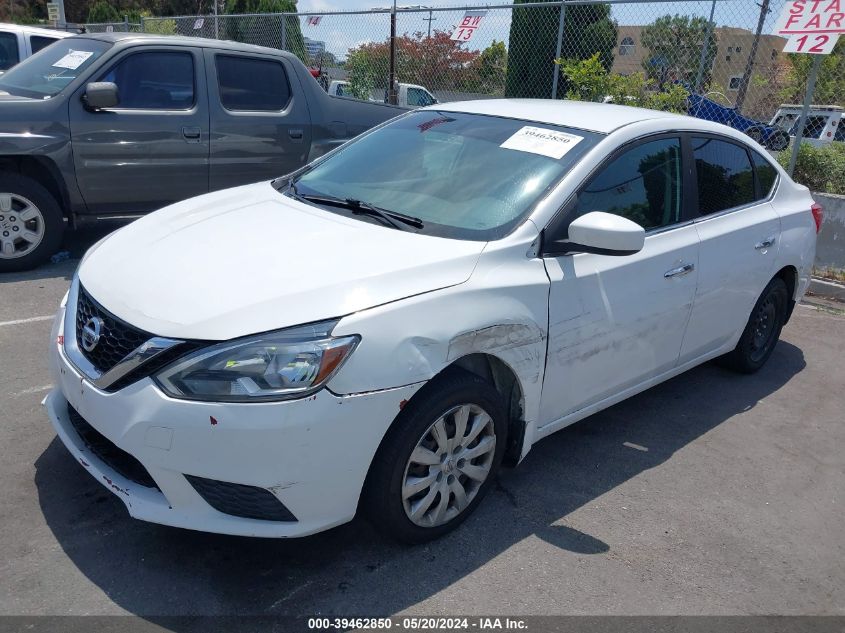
[
  {"xmin": 205, "ymin": 50, "xmax": 312, "ymax": 191},
  {"xmin": 540, "ymin": 136, "xmax": 700, "ymax": 426},
  {"xmin": 69, "ymin": 46, "xmax": 210, "ymax": 215}
]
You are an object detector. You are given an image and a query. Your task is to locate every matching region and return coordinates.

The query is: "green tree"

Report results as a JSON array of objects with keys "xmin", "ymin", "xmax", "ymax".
[
  {"xmin": 469, "ymin": 40, "xmax": 507, "ymax": 95},
  {"xmin": 224, "ymin": 0, "xmax": 307, "ymax": 63},
  {"xmin": 780, "ymin": 38, "xmax": 845, "ymax": 107},
  {"xmin": 640, "ymin": 14, "xmax": 717, "ymax": 87},
  {"xmin": 87, "ymin": 0, "xmax": 121, "ymax": 23},
  {"xmin": 505, "ymin": 0, "xmax": 617, "ymax": 98}
]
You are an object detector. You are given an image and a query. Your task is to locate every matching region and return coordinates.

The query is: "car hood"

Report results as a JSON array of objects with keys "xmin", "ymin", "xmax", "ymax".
[{"xmin": 78, "ymin": 182, "xmax": 486, "ymax": 341}]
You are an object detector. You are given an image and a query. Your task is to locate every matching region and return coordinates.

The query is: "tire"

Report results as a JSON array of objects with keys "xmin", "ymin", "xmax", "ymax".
[
  {"xmin": 745, "ymin": 126, "xmax": 764, "ymax": 143},
  {"xmin": 363, "ymin": 367, "xmax": 508, "ymax": 544},
  {"xmin": 719, "ymin": 277, "xmax": 789, "ymax": 374},
  {"xmin": 0, "ymin": 173, "xmax": 64, "ymax": 273},
  {"xmin": 768, "ymin": 130, "xmax": 790, "ymax": 152}
]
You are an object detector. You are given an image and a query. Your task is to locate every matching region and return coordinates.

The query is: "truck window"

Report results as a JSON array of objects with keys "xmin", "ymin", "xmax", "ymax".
[
  {"xmin": 0, "ymin": 32, "xmax": 20, "ymax": 71},
  {"xmin": 216, "ymin": 55, "xmax": 290, "ymax": 111},
  {"xmin": 790, "ymin": 115, "xmax": 828, "ymax": 139},
  {"xmin": 835, "ymin": 119, "xmax": 845, "ymax": 143},
  {"xmin": 30, "ymin": 35, "xmax": 58, "ymax": 55},
  {"xmin": 407, "ymin": 87, "xmax": 434, "ymax": 107},
  {"xmin": 100, "ymin": 51, "xmax": 195, "ymax": 110}
]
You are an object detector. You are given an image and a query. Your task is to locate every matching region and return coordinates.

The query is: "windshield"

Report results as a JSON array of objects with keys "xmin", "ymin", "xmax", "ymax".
[
  {"xmin": 0, "ymin": 38, "xmax": 111, "ymax": 98},
  {"xmin": 292, "ymin": 110, "xmax": 602, "ymax": 240}
]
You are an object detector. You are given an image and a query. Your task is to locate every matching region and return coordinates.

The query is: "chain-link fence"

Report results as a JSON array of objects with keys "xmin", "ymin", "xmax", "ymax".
[
  {"xmin": 92, "ymin": 1, "xmax": 843, "ymax": 152},
  {"xmin": 84, "ymin": 21, "xmax": 142, "ymax": 33}
]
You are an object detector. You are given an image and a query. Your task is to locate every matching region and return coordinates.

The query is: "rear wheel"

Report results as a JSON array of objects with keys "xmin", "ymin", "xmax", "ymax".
[
  {"xmin": 768, "ymin": 130, "xmax": 790, "ymax": 152},
  {"xmin": 364, "ymin": 368, "xmax": 508, "ymax": 543},
  {"xmin": 745, "ymin": 126, "xmax": 764, "ymax": 143},
  {"xmin": 719, "ymin": 277, "xmax": 789, "ymax": 373},
  {"xmin": 0, "ymin": 174, "xmax": 64, "ymax": 273}
]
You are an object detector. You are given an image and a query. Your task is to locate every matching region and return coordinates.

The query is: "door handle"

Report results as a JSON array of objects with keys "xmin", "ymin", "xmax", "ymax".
[
  {"xmin": 182, "ymin": 126, "xmax": 201, "ymax": 142},
  {"xmin": 288, "ymin": 128, "xmax": 304, "ymax": 141},
  {"xmin": 664, "ymin": 262, "xmax": 695, "ymax": 278},
  {"xmin": 755, "ymin": 236, "xmax": 776, "ymax": 250}
]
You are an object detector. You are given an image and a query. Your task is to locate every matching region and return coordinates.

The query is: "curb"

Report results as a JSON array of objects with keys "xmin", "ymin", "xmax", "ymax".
[{"xmin": 808, "ymin": 277, "xmax": 845, "ymax": 304}]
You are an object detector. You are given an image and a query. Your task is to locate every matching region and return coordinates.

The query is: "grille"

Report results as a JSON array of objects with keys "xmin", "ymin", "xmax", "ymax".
[
  {"xmin": 67, "ymin": 404, "xmax": 159, "ymax": 490},
  {"xmin": 76, "ymin": 286, "xmax": 152, "ymax": 374},
  {"xmin": 185, "ymin": 475, "xmax": 297, "ymax": 522}
]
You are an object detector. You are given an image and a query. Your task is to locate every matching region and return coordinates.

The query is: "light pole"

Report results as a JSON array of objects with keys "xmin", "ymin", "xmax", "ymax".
[{"xmin": 422, "ymin": 8, "xmax": 436, "ymax": 38}]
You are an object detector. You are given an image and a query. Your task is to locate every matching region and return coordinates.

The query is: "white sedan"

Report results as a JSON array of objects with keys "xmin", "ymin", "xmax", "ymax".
[{"xmin": 44, "ymin": 100, "xmax": 820, "ymax": 542}]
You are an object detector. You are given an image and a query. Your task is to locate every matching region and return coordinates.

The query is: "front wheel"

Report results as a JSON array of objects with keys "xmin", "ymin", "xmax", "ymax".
[
  {"xmin": 0, "ymin": 174, "xmax": 64, "ymax": 273},
  {"xmin": 363, "ymin": 368, "xmax": 508, "ymax": 543},
  {"xmin": 719, "ymin": 277, "xmax": 789, "ymax": 373}
]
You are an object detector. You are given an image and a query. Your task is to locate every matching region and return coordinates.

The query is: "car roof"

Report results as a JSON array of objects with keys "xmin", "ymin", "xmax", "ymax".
[
  {"xmin": 0, "ymin": 22, "xmax": 72, "ymax": 37},
  {"xmin": 430, "ymin": 99, "xmax": 697, "ymax": 134},
  {"xmin": 82, "ymin": 32, "xmax": 299, "ymax": 58}
]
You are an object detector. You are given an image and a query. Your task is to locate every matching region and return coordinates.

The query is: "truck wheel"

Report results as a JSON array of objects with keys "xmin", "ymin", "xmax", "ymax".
[
  {"xmin": 768, "ymin": 131, "xmax": 790, "ymax": 152},
  {"xmin": 0, "ymin": 174, "xmax": 64, "ymax": 273},
  {"xmin": 745, "ymin": 126, "xmax": 764, "ymax": 143},
  {"xmin": 363, "ymin": 368, "xmax": 508, "ymax": 544}
]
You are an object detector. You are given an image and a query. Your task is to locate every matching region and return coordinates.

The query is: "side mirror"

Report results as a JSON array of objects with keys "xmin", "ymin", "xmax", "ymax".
[
  {"xmin": 83, "ymin": 82, "xmax": 119, "ymax": 110},
  {"xmin": 545, "ymin": 211, "xmax": 645, "ymax": 256}
]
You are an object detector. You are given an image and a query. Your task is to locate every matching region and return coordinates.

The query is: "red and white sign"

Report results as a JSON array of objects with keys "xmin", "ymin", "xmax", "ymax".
[
  {"xmin": 450, "ymin": 10, "xmax": 486, "ymax": 42},
  {"xmin": 306, "ymin": 16, "xmax": 322, "ymax": 27},
  {"xmin": 774, "ymin": 0, "xmax": 844, "ymax": 54}
]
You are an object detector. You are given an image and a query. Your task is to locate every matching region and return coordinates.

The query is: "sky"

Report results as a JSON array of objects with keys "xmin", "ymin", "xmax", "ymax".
[{"xmin": 293, "ymin": 0, "xmax": 791, "ymax": 61}]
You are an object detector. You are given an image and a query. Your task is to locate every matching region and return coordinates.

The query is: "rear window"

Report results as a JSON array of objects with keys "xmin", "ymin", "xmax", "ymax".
[
  {"xmin": 216, "ymin": 55, "xmax": 290, "ymax": 111},
  {"xmin": 751, "ymin": 150, "xmax": 777, "ymax": 199},
  {"xmin": 0, "ymin": 32, "xmax": 20, "ymax": 71},
  {"xmin": 30, "ymin": 35, "xmax": 58, "ymax": 54},
  {"xmin": 693, "ymin": 137, "xmax": 755, "ymax": 215}
]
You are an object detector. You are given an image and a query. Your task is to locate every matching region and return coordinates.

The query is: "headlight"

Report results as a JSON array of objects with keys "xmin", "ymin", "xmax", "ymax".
[{"xmin": 154, "ymin": 320, "xmax": 358, "ymax": 402}]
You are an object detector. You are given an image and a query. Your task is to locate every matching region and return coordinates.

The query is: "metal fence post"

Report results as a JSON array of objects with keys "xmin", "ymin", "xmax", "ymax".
[
  {"xmin": 123, "ymin": 15, "xmax": 129, "ymax": 32},
  {"xmin": 140, "ymin": 16, "xmax": 145, "ymax": 32},
  {"xmin": 693, "ymin": 0, "xmax": 716, "ymax": 94},
  {"xmin": 281, "ymin": 13, "xmax": 287, "ymax": 51},
  {"xmin": 787, "ymin": 54, "xmax": 822, "ymax": 177},
  {"xmin": 551, "ymin": 1, "xmax": 567, "ymax": 99},
  {"xmin": 388, "ymin": 1, "xmax": 398, "ymax": 105}
]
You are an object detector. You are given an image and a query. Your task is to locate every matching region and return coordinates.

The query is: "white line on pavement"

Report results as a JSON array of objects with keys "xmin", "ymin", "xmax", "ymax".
[
  {"xmin": 11, "ymin": 385, "xmax": 52, "ymax": 398},
  {"xmin": 0, "ymin": 315, "xmax": 53, "ymax": 328}
]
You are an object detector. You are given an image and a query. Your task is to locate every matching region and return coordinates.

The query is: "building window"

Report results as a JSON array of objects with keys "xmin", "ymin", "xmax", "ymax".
[
  {"xmin": 728, "ymin": 46, "xmax": 733, "ymax": 53},
  {"xmin": 726, "ymin": 55, "xmax": 731, "ymax": 62},
  {"xmin": 728, "ymin": 75, "xmax": 743, "ymax": 91},
  {"xmin": 735, "ymin": 46, "xmax": 742, "ymax": 53},
  {"xmin": 619, "ymin": 36, "xmax": 635, "ymax": 56}
]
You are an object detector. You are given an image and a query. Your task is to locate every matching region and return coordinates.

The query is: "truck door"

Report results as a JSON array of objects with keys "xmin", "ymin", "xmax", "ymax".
[
  {"xmin": 205, "ymin": 50, "xmax": 313, "ymax": 190},
  {"xmin": 68, "ymin": 46, "xmax": 210, "ymax": 215}
]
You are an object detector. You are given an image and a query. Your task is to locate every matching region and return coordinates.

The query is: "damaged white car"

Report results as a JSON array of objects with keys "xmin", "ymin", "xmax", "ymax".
[{"xmin": 45, "ymin": 101, "xmax": 819, "ymax": 542}]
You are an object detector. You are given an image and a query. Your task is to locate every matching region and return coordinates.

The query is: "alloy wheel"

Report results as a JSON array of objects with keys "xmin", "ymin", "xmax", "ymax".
[
  {"xmin": 0, "ymin": 193, "xmax": 45, "ymax": 260},
  {"xmin": 401, "ymin": 403, "xmax": 496, "ymax": 528}
]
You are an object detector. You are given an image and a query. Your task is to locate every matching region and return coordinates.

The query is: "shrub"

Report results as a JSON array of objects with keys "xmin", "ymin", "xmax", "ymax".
[{"xmin": 778, "ymin": 142, "xmax": 845, "ymax": 195}]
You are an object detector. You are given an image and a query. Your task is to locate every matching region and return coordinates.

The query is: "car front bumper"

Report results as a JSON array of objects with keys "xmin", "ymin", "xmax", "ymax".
[{"xmin": 45, "ymin": 305, "xmax": 422, "ymax": 538}]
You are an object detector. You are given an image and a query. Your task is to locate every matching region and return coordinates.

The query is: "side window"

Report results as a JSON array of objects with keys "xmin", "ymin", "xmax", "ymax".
[
  {"xmin": 408, "ymin": 87, "xmax": 433, "ymax": 107},
  {"xmin": 30, "ymin": 35, "xmax": 58, "ymax": 55},
  {"xmin": 692, "ymin": 137, "xmax": 755, "ymax": 215},
  {"xmin": 574, "ymin": 137, "xmax": 683, "ymax": 231},
  {"xmin": 216, "ymin": 55, "xmax": 290, "ymax": 111},
  {"xmin": 335, "ymin": 83, "xmax": 346, "ymax": 97},
  {"xmin": 100, "ymin": 51, "xmax": 195, "ymax": 110},
  {"xmin": 834, "ymin": 119, "xmax": 845, "ymax": 142},
  {"xmin": 790, "ymin": 115, "xmax": 827, "ymax": 139},
  {"xmin": 751, "ymin": 150, "xmax": 777, "ymax": 199},
  {"xmin": 0, "ymin": 32, "xmax": 20, "ymax": 71}
]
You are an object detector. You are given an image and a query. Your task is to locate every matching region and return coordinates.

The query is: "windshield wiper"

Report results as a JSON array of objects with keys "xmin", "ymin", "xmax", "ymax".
[{"xmin": 289, "ymin": 183, "xmax": 424, "ymax": 230}]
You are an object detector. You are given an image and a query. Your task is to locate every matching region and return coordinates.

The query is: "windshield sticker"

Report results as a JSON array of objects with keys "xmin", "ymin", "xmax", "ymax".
[
  {"xmin": 500, "ymin": 126, "xmax": 583, "ymax": 159},
  {"xmin": 52, "ymin": 50, "xmax": 94, "ymax": 70},
  {"xmin": 417, "ymin": 116, "xmax": 454, "ymax": 133}
]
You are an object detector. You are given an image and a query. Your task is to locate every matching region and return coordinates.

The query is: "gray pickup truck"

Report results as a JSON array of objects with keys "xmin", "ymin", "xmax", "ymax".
[{"xmin": 0, "ymin": 33, "xmax": 405, "ymax": 271}]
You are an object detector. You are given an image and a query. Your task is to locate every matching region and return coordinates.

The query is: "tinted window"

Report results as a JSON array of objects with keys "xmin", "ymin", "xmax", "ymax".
[
  {"xmin": 789, "ymin": 115, "xmax": 828, "ymax": 139},
  {"xmin": 693, "ymin": 137, "xmax": 754, "ymax": 215},
  {"xmin": 0, "ymin": 32, "xmax": 20, "ymax": 71},
  {"xmin": 835, "ymin": 119, "xmax": 845, "ymax": 142},
  {"xmin": 574, "ymin": 138, "xmax": 683, "ymax": 231},
  {"xmin": 30, "ymin": 35, "xmax": 58, "ymax": 54},
  {"xmin": 216, "ymin": 55, "xmax": 290, "ymax": 111},
  {"xmin": 751, "ymin": 151, "xmax": 777, "ymax": 199},
  {"xmin": 101, "ymin": 52, "xmax": 194, "ymax": 109}
]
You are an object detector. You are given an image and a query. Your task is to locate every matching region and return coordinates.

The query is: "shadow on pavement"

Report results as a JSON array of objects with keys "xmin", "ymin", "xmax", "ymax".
[{"xmin": 34, "ymin": 340, "xmax": 806, "ymax": 620}]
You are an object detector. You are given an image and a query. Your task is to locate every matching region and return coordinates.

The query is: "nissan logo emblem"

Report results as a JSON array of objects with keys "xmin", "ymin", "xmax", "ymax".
[{"xmin": 81, "ymin": 316, "xmax": 104, "ymax": 352}]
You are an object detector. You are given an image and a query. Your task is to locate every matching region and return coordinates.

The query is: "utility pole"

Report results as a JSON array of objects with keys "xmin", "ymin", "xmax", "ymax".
[
  {"xmin": 735, "ymin": 0, "xmax": 770, "ymax": 113},
  {"xmin": 422, "ymin": 8, "xmax": 436, "ymax": 38},
  {"xmin": 388, "ymin": 0, "xmax": 398, "ymax": 104}
]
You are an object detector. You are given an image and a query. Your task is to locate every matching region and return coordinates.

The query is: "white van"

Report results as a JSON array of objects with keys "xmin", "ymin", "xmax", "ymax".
[
  {"xmin": 0, "ymin": 23, "xmax": 71, "ymax": 74},
  {"xmin": 328, "ymin": 79, "xmax": 438, "ymax": 108}
]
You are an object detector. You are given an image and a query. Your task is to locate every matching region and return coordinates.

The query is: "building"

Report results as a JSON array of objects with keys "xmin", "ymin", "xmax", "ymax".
[
  {"xmin": 611, "ymin": 25, "xmax": 791, "ymax": 120},
  {"xmin": 303, "ymin": 37, "xmax": 326, "ymax": 59}
]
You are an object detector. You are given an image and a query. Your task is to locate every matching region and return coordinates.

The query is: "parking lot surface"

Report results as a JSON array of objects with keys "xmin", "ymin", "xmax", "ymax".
[{"xmin": 1, "ymin": 229, "xmax": 843, "ymax": 617}]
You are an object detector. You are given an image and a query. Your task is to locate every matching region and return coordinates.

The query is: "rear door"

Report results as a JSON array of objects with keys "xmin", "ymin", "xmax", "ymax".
[
  {"xmin": 678, "ymin": 136, "xmax": 780, "ymax": 362},
  {"xmin": 69, "ymin": 46, "xmax": 209, "ymax": 215},
  {"xmin": 205, "ymin": 50, "xmax": 312, "ymax": 191}
]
